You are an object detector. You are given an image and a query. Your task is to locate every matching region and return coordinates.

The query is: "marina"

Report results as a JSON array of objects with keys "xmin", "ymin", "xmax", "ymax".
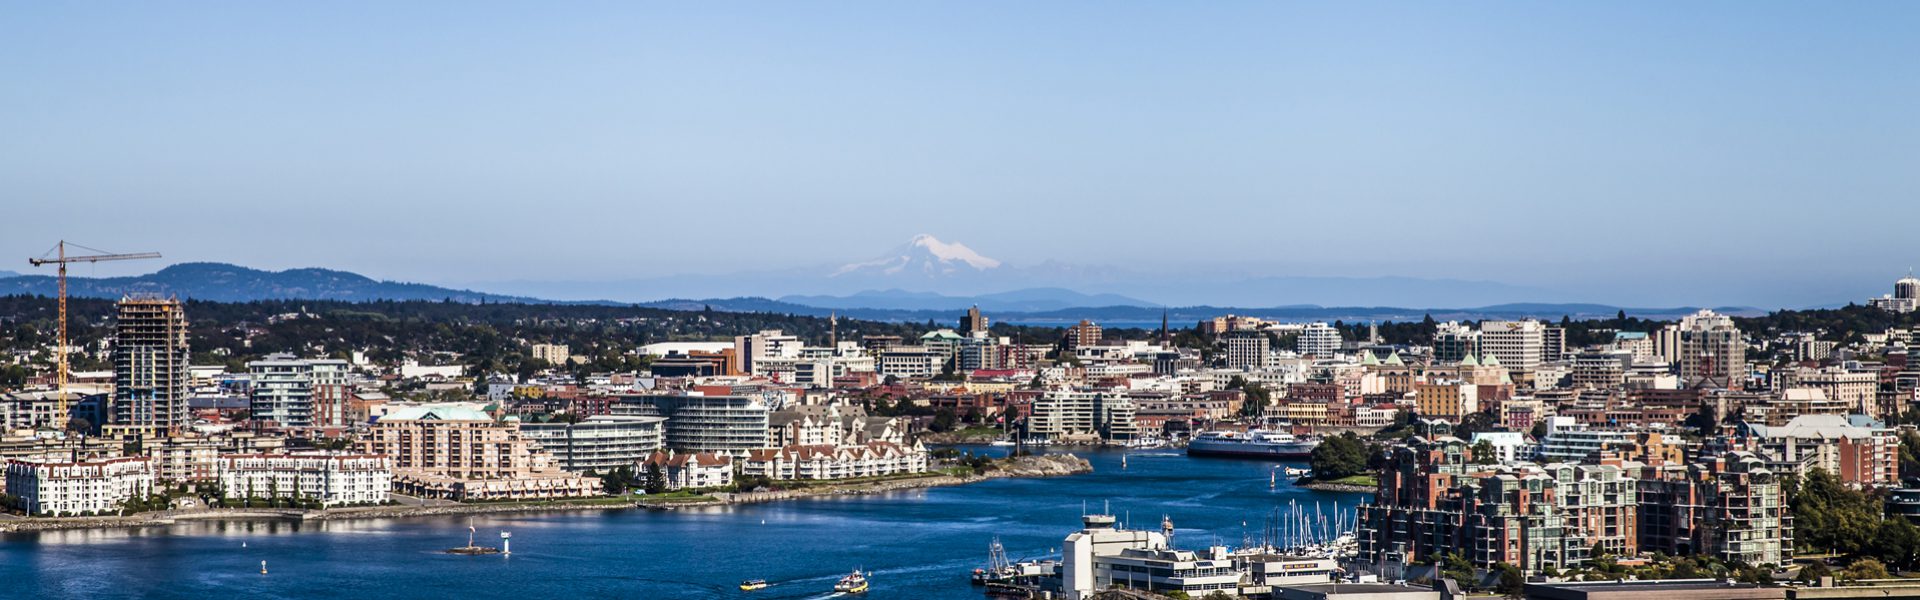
[{"xmin": 0, "ymin": 448, "xmax": 1366, "ymax": 600}]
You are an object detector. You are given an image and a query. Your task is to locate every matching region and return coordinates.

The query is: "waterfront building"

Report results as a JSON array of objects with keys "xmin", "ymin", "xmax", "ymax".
[
  {"xmin": 641, "ymin": 450, "xmax": 733, "ymax": 490},
  {"xmin": 1024, "ymin": 390, "xmax": 1138, "ymax": 443},
  {"xmin": 741, "ymin": 441, "xmax": 929, "ymax": 481},
  {"xmin": 1058, "ymin": 513, "xmax": 1244, "ymax": 599},
  {"xmin": 3, "ymin": 456, "xmax": 155, "ymax": 516},
  {"xmin": 247, "ymin": 354, "xmax": 353, "ymax": 430},
  {"xmin": 111, "ymin": 297, "xmax": 191, "ymax": 435},
  {"xmin": 1676, "ymin": 310, "xmax": 1745, "ymax": 390},
  {"xmin": 1226, "ymin": 331, "xmax": 1270, "ymax": 371},
  {"xmin": 611, "ymin": 394, "xmax": 770, "ymax": 458},
  {"xmin": 518, "ymin": 415, "xmax": 665, "ymax": 472},
  {"xmin": 1296, "ymin": 323, "xmax": 1342, "ymax": 357},
  {"xmin": 215, "ymin": 452, "xmax": 391, "ymax": 507},
  {"xmin": 362, "ymin": 404, "xmax": 596, "ymax": 501},
  {"xmin": 142, "ymin": 432, "xmax": 287, "ymax": 483}
]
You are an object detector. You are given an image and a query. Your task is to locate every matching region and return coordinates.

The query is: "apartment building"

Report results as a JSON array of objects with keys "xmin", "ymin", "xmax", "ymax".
[
  {"xmin": 4, "ymin": 456, "xmax": 156, "ymax": 516},
  {"xmin": 362, "ymin": 404, "xmax": 596, "ymax": 500},
  {"xmin": 247, "ymin": 354, "xmax": 353, "ymax": 429},
  {"xmin": 518, "ymin": 415, "xmax": 665, "ymax": 472},
  {"xmin": 111, "ymin": 297, "xmax": 191, "ymax": 434},
  {"xmin": 216, "ymin": 452, "xmax": 391, "ymax": 507},
  {"xmin": 610, "ymin": 395, "xmax": 770, "ymax": 458}
]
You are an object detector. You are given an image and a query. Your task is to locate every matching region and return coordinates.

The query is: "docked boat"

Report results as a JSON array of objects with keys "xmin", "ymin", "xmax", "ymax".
[
  {"xmin": 834, "ymin": 570, "xmax": 870, "ymax": 594},
  {"xmin": 739, "ymin": 579, "xmax": 768, "ymax": 591},
  {"xmin": 1186, "ymin": 430, "xmax": 1319, "ymax": 459}
]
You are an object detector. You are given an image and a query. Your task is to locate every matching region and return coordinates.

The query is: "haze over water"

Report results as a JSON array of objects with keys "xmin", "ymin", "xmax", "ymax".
[{"xmin": 0, "ymin": 449, "xmax": 1365, "ymax": 600}]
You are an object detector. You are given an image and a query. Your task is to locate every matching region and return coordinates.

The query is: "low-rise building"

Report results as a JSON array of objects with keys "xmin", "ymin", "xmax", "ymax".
[
  {"xmin": 742, "ymin": 441, "xmax": 929, "ymax": 480},
  {"xmin": 4, "ymin": 456, "xmax": 155, "ymax": 516},
  {"xmin": 216, "ymin": 452, "xmax": 391, "ymax": 507},
  {"xmin": 641, "ymin": 450, "xmax": 733, "ymax": 490}
]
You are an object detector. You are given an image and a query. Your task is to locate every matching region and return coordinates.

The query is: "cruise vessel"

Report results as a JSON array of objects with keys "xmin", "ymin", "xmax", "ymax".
[{"xmin": 1186, "ymin": 430, "xmax": 1319, "ymax": 459}]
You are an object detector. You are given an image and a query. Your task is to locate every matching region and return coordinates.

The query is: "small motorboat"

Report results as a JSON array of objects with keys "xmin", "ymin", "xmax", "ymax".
[
  {"xmin": 739, "ymin": 579, "xmax": 769, "ymax": 591},
  {"xmin": 834, "ymin": 570, "xmax": 870, "ymax": 594}
]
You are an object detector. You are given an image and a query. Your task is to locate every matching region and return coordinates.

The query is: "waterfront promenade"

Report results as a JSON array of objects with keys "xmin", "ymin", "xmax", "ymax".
[{"xmin": 0, "ymin": 449, "xmax": 1364, "ymax": 600}]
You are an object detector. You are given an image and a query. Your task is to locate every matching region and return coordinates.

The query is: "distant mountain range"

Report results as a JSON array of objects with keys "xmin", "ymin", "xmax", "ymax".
[
  {"xmin": 0, "ymin": 262, "xmax": 538, "ymax": 304},
  {"xmin": 0, "ymin": 255, "xmax": 1765, "ymax": 325}
]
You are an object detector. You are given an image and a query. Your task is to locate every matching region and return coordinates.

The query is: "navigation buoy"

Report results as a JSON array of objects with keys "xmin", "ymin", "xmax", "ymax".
[{"xmin": 260, "ymin": 560, "xmax": 268, "ymax": 575}]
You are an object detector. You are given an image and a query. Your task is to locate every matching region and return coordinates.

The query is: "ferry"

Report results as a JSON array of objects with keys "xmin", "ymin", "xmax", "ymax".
[
  {"xmin": 834, "ymin": 570, "xmax": 870, "ymax": 594},
  {"xmin": 739, "ymin": 579, "xmax": 768, "ymax": 591},
  {"xmin": 1186, "ymin": 430, "xmax": 1319, "ymax": 459}
]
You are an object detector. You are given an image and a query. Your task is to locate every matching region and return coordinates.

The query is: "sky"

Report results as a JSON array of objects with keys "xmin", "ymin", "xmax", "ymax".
[{"xmin": 3, "ymin": 2, "xmax": 1917, "ymax": 308}]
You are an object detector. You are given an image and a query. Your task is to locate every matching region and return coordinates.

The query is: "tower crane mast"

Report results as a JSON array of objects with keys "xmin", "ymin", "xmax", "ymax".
[{"xmin": 27, "ymin": 241, "xmax": 161, "ymax": 431}]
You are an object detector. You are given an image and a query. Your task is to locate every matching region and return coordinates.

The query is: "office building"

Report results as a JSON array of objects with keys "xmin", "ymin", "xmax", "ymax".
[
  {"xmin": 1225, "ymin": 331, "xmax": 1270, "ymax": 371},
  {"xmin": 1066, "ymin": 320, "xmax": 1103, "ymax": 349},
  {"xmin": 961, "ymin": 306, "xmax": 989, "ymax": 335}
]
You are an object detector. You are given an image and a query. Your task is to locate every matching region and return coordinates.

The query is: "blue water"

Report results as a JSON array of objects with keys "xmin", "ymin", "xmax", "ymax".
[{"xmin": 0, "ymin": 449, "xmax": 1368, "ymax": 599}]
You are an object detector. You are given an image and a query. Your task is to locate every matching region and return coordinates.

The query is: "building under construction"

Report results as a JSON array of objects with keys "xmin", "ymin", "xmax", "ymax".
[{"xmin": 110, "ymin": 296, "xmax": 190, "ymax": 435}]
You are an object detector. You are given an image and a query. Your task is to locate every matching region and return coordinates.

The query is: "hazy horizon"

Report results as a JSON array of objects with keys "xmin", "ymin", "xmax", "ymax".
[{"xmin": 5, "ymin": 3, "xmax": 1917, "ymax": 308}]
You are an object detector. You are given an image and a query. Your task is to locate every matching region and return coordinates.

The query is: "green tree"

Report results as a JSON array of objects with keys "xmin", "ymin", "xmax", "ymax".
[
  {"xmin": 1841, "ymin": 557, "xmax": 1890, "ymax": 582},
  {"xmin": 930, "ymin": 408, "xmax": 958, "ymax": 433},
  {"xmin": 1494, "ymin": 562, "xmax": 1525, "ymax": 599},
  {"xmin": 1471, "ymin": 439, "xmax": 1498, "ymax": 465},
  {"xmin": 642, "ymin": 463, "xmax": 667, "ymax": 495},
  {"xmin": 1310, "ymin": 433, "xmax": 1370, "ymax": 480}
]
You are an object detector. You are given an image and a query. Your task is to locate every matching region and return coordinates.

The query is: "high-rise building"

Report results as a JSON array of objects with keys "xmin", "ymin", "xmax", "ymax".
[
  {"xmin": 1296, "ymin": 322, "xmax": 1343, "ymax": 357},
  {"xmin": 531, "ymin": 343, "xmax": 571, "ymax": 365},
  {"xmin": 1677, "ymin": 309, "xmax": 1745, "ymax": 389},
  {"xmin": 1065, "ymin": 320, "xmax": 1103, "ymax": 349},
  {"xmin": 111, "ymin": 297, "xmax": 190, "ymax": 434},
  {"xmin": 1432, "ymin": 322, "xmax": 1478, "ymax": 363},
  {"xmin": 1224, "ymin": 331, "xmax": 1269, "ymax": 371},
  {"xmin": 248, "ymin": 354, "xmax": 352, "ymax": 429},
  {"xmin": 1869, "ymin": 273, "xmax": 1920, "ymax": 314},
  {"xmin": 960, "ymin": 305, "xmax": 989, "ymax": 336},
  {"xmin": 1477, "ymin": 320, "xmax": 1547, "ymax": 375}
]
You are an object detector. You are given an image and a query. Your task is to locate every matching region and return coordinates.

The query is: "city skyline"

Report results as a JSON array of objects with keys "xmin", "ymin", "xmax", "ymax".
[{"xmin": 6, "ymin": 3, "xmax": 1919, "ymax": 307}]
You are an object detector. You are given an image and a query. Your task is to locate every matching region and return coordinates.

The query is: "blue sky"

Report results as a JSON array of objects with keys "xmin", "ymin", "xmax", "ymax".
[{"xmin": 3, "ymin": 2, "xmax": 1916, "ymax": 307}]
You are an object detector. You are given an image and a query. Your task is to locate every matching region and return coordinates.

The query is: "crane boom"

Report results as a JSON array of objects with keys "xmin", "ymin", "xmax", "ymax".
[{"xmin": 26, "ymin": 241, "xmax": 161, "ymax": 433}]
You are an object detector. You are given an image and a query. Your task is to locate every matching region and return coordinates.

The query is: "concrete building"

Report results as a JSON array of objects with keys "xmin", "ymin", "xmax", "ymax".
[
  {"xmin": 611, "ymin": 395, "xmax": 770, "ymax": 458},
  {"xmin": 1226, "ymin": 331, "xmax": 1271, "ymax": 371},
  {"xmin": 4, "ymin": 456, "xmax": 155, "ymax": 516},
  {"xmin": 1716, "ymin": 414, "xmax": 1897, "ymax": 487},
  {"xmin": 1633, "ymin": 451, "xmax": 1791, "ymax": 566},
  {"xmin": 1413, "ymin": 381, "xmax": 1479, "ymax": 422},
  {"xmin": 1024, "ymin": 390, "xmax": 1138, "ymax": 443},
  {"xmin": 1869, "ymin": 273, "xmax": 1920, "ymax": 314},
  {"xmin": 1571, "ymin": 351, "xmax": 1633, "ymax": 391},
  {"xmin": 1066, "ymin": 320, "xmax": 1104, "ymax": 349},
  {"xmin": 247, "ymin": 355, "xmax": 353, "ymax": 430},
  {"xmin": 1478, "ymin": 320, "xmax": 1549, "ymax": 376},
  {"xmin": 531, "ymin": 343, "xmax": 571, "ymax": 365},
  {"xmin": 1677, "ymin": 310, "xmax": 1745, "ymax": 390},
  {"xmin": 961, "ymin": 305, "xmax": 989, "ymax": 335},
  {"xmin": 1297, "ymin": 323, "xmax": 1343, "ymax": 357},
  {"xmin": 1433, "ymin": 322, "xmax": 1478, "ymax": 364},
  {"xmin": 362, "ymin": 404, "xmax": 597, "ymax": 501},
  {"xmin": 518, "ymin": 415, "xmax": 666, "ymax": 472},
  {"xmin": 734, "ymin": 330, "xmax": 803, "ymax": 376},
  {"xmin": 111, "ymin": 297, "xmax": 191, "ymax": 434},
  {"xmin": 216, "ymin": 452, "xmax": 391, "ymax": 507},
  {"xmin": 877, "ymin": 346, "xmax": 944, "ymax": 380}
]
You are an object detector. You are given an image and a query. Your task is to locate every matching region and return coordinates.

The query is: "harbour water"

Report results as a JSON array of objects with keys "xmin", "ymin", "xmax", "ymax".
[{"xmin": 0, "ymin": 449, "xmax": 1368, "ymax": 600}]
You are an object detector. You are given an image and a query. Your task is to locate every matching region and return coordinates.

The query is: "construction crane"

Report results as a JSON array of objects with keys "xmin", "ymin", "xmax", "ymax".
[{"xmin": 27, "ymin": 241, "xmax": 161, "ymax": 431}]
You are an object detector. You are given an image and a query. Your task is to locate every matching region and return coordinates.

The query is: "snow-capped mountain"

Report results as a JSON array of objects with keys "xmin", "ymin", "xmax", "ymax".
[{"xmin": 831, "ymin": 234, "xmax": 1002, "ymax": 278}]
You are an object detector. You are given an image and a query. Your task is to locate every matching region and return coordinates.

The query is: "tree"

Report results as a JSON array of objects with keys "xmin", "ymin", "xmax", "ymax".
[
  {"xmin": 1240, "ymin": 383, "xmax": 1271, "ymax": 418},
  {"xmin": 1494, "ymin": 562, "xmax": 1525, "ymax": 599},
  {"xmin": 1310, "ymin": 433, "xmax": 1369, "ymax": 480},
  {"xmin": 930, "ymin": 408, "xmax": 958, "ymax": 433},
  {"xmin": 642, "ymin": 463, "xmax": 667, "ymax": 495},
  {"xmin": 1840, "ymin": 557, "xmax": 1890, "ymax": 582},
  {"xmin": 1797, "ymin": 561, "xmax": 1832, "ymax": 583},
  {"xmin": 1471, "ymin": 439, "xmax": 1499, "ymax": 465}
]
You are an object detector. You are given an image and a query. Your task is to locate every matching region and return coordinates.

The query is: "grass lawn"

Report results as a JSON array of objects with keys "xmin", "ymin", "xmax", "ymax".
[{"xmin": 1312, "ymin": 474, "xmax": 1379, "ymax": 487}]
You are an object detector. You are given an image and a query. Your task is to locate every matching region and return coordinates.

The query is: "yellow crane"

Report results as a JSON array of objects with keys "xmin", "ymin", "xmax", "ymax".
[{"xmin": 27, "ymin": 241, "xmax": 160, "ymax": 430}]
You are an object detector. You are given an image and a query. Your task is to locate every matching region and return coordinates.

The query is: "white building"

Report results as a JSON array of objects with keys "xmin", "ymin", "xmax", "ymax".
[
  {"xmin": 612, "ymin": 395, "xmax": 770, "ymax": 458},
  {"xmin": 1869, "ymin": 274, "xmax": 1920, "ymax": 314},
  {"xmin": 742, "ymin": 441, "xmax": 930, "ymax": 481},
  {"xmin": 531, "ymin": 343, "xmax": 571, "ymax": 365},
  {"xmin": 1226, "ymin": 331, "xmax": 1270, "ymax": 371},
  {"xmin": 518, "ymin": 415, "xmax": 666, "ymax": 472},
  {"xmin": 216, "ymin": 452, "xmax": 392, "ymax": 507},
  {"xmin": 641, "ymin": 450, "xmax": 733, "ymax": 490},
  {"xmin": 1296, "ymin": 323, "xmax": 1342, "ymax": 358},
  {"xmin": 5, "ymin": 456, "xmax": 156, "ymax": 516},
  {"xmin": 877, "ymin": 346, "xmax": 945, "ymax": 380},
  {"xmin": 1476, "ymin": 320, "xmax": 1548, "ymax": 375},
  {"xmin": 735, "ymin": 330, "xmax": 803, "ymax": 376}
]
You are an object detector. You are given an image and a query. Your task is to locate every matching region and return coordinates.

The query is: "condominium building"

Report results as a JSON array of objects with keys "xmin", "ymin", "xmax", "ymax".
[
  {"xmin": 1477, "ymin": 320, "xmax": 1548, "ymax": 375},
  {"xmin": 610, "ymin": 395, "xmax": 770, "ymax": 458},
  {"xmin": 1413, "ymin": 381, "xmax": 1479, "ymax": 422},
  {"xmin": 961, "ymin": 305, "xmax": 990, "ymax": 335},
  {"xmin": 734, "ymin": 330, "xmax": 803, "ymax": 376},
  {"xmin": 216, "ymin": 452, "xmax": 392, "ymax": 507},
  {"xmin": 362, "ymin": 404, "xmax": 596, "ymax": 500},
  {"xmin": 1296, "ymin": 323, "xmax": 1342, "ymax": 357},
  {"xmin": 1570, "ymin": 351, "xmax": 1632, "ymax": 391},
  {"xmin": 876, "ymin": 346, "xmax": 944, "ymax": 380},
  {"xmin": 247, "ymin": 354, "xmax": 353, "ymax": 429},
  {"xmin": 1676, "ymin": 310, "xmax": 1745, "ymax": 389},
  {"xmin": 742, "ymin": 441, "xmax": 930, "ymax": 480},
  {"xmin": 518, "ymin": 415, "xmax": 665, "ymax": 472},
  {"xmin": 1433, "ymin": 322, "xmax": 1478, "ymax": 364},
  {"xmin": 1066, "ymin": 320, "xmax": 1104, "ymax": 349},
  {"xmin": 4, "ymin": 456, "xmax": 156, "ymax": 516},
  {"xmin": 1024, "ymin": 390, "xmax": 1139, "ymax": 443},
  {"xmin": 1633, "ymin": 451, "xmax": 1791, "ymax": 566},
  {"xmin": 1712, "ymin": 414, "xmax": 1898, "ymax": 487},
  {"xmin": 111, "ymin": 297, "xmax": 190, "ymax": 434}
]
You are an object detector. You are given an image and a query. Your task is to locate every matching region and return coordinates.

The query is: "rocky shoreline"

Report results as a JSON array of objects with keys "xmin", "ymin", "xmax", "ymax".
[{"xmin": 0, "ymin": 454, "xmax": 1096, "ymax": 533}]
